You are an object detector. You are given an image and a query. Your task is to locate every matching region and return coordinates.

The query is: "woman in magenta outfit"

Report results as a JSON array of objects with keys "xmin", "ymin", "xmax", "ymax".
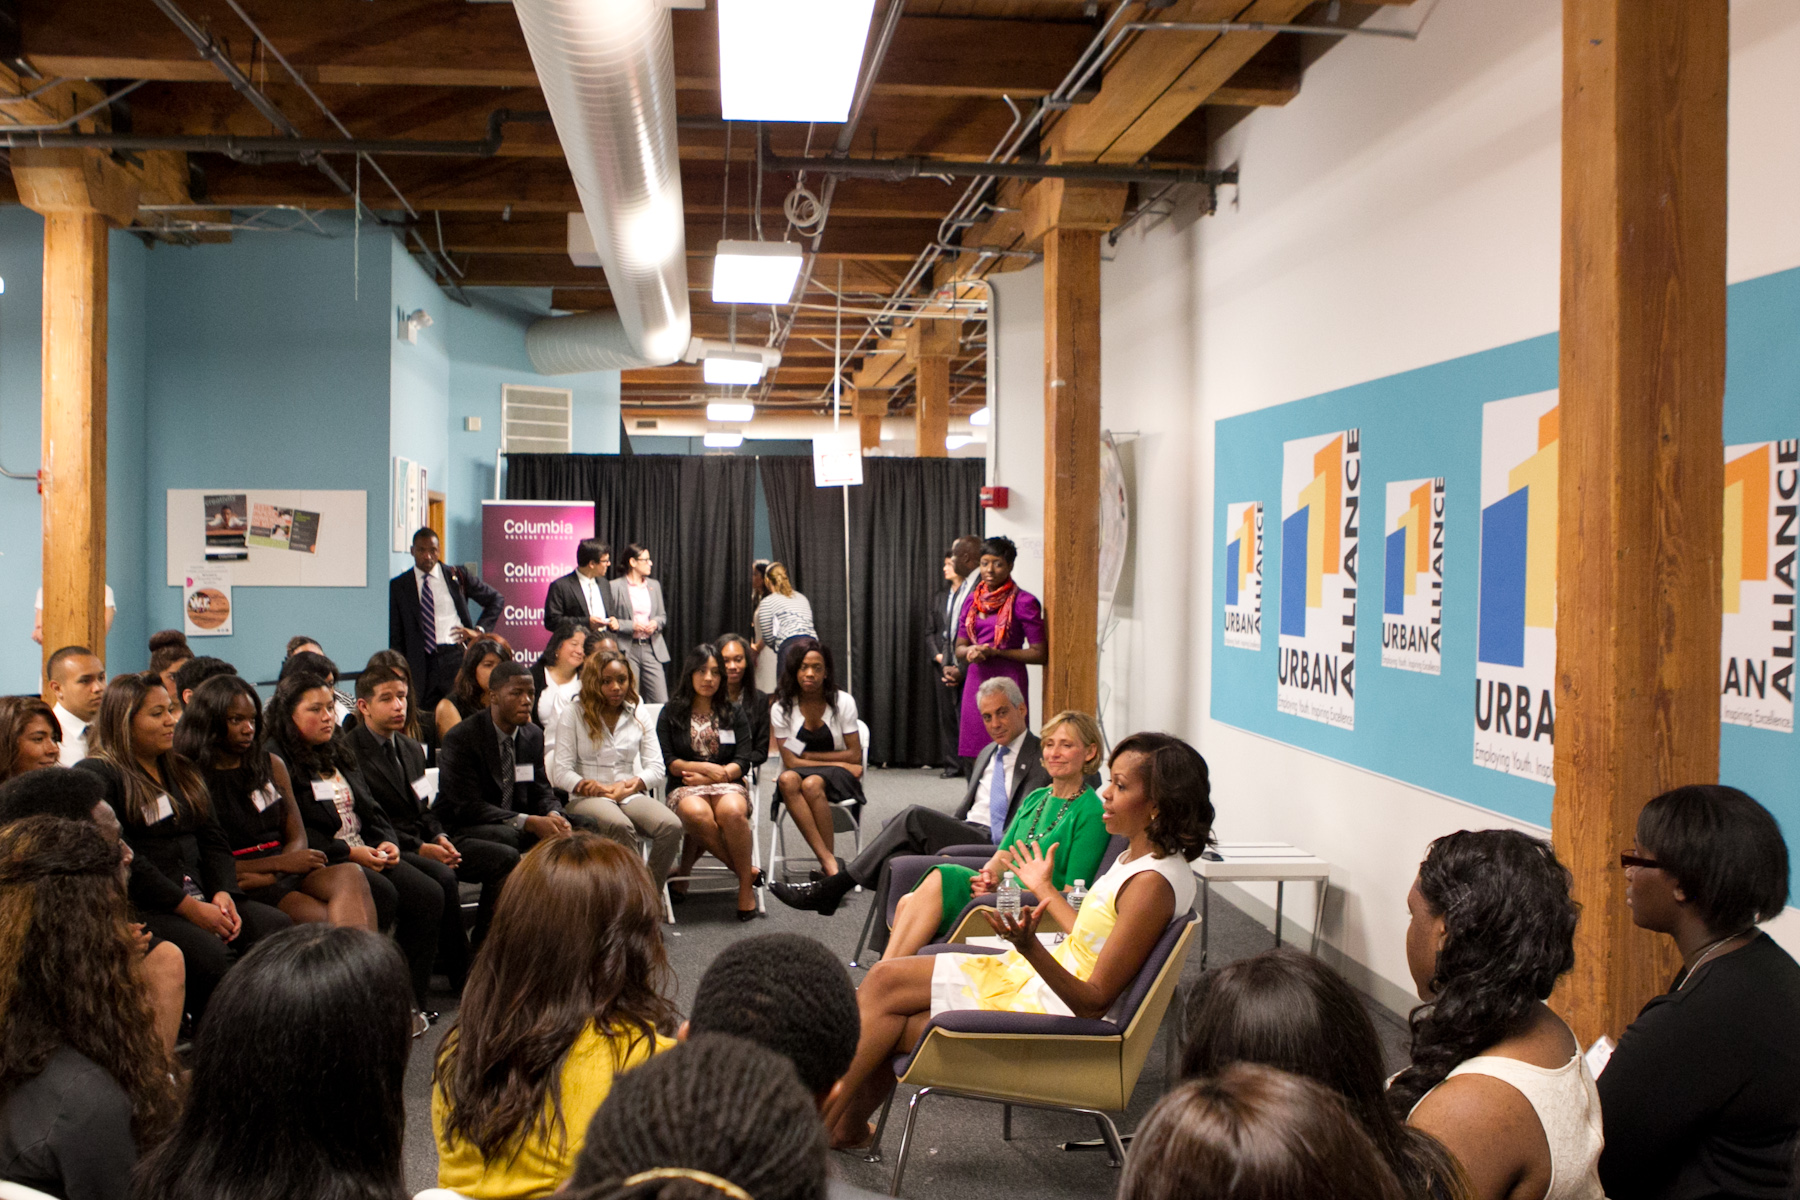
[{"xmin": 955, "ymin": 536, "xmax": 1048, "ymax": 757}]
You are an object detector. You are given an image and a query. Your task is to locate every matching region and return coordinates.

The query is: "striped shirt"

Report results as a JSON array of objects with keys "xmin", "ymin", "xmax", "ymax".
[{"xmin": 756, "ymin": 591, "xmax": 817, "ymax": 646}]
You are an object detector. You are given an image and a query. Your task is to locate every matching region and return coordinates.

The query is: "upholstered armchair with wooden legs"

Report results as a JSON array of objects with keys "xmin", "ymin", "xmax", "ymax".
[{"xmin": 864, "ymin": 909, "xmax": 1199, "ymax": 1196}]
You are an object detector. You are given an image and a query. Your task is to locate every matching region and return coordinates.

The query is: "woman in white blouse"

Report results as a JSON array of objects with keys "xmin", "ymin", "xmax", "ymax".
[
  {"xmin": 549, "ymin": 650, "xmax": 682, "ymax": 888},
  {"xmin": 534, "ymin": 621, "xmax": 586, "ymax": 761},
  {"xmin": 769, "ymin": 637, "xmax": 864, "ymax": 883}
]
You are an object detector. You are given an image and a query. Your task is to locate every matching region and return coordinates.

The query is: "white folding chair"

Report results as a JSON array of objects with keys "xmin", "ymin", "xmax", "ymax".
[
  {"xmin": 768, "ymin": 719, "xmax": 869, "ymax": 885},
  {"xmin": 652, "ymin": 703, "xmax": 766, "ymax": 922}
]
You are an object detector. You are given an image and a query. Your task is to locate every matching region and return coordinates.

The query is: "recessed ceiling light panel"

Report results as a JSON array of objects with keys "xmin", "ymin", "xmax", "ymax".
[
  {"xmin": 718, "ymin": 0, "xmax": 877, "ymax": 123},
  {"xmin": 712, "ymin": 240, "xmax": 805, "ymax": 305}
]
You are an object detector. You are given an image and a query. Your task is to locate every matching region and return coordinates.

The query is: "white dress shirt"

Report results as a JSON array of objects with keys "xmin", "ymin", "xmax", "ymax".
[
  {"xmin": 538, "ymin": 676, "xmax": 581, "ymax": 761},
  {"xmin": 771, "ymin": 693, "xmax": 860, "ymax": 750},
  {"xmin": 964, "ymin": 729, "xmax": 1026, "ymax": 829},
  {"xmin": 579, "ymin": 573, "xmax": 605, "ymax": 619},
  {"xmin": 550, "ymin": 701, "xmax": 666, "ymax": 794},
  {"xmin": 414, "ymin": 564, "xmax": 458, "ymax": 646},
  {"xmin": 53, "ymin": 703, "xmax": 90, "ymax": 767}
]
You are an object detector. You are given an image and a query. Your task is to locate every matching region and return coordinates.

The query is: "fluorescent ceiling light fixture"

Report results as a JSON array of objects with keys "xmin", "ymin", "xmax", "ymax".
[
  {"xmin": 707, "ymin": 402, "xmax": 756, "ymax": 422},
  {"xmin": 703, "ymin": 350, "xmax": 767, "ymax": 386},
  {"xmin": 704, "ymin": 432, "xmax": 745, "ymax": 449},
  {"xmin": 945, "ymin": 435, "xmax": 975, "ymax": 450},
  {"xmin": 718, "ymin": 0, "xmax": 876, "ymax": 123},
  {"xmin": 969, "ymin": 406, "xmax": 991, "ymax": 427},
  {"xmin": 712, "ymin": 240, "xmax": 805, "ymax": 305}
]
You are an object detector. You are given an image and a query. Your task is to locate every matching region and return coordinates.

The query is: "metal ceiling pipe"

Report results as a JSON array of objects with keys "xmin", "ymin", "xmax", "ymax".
[{"xmin": 514, "ymin": 0, "xmax": 691, "ymax": 373}]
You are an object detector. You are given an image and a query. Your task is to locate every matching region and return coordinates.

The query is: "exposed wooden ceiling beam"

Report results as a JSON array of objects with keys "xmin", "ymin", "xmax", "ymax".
[
  {"xmin": 433, "ymin": 212, "xmax": 940, "ymax": 260},
  {"xmin": 447, "ymin": 254, "xmax": 907, "ymax": 291}
]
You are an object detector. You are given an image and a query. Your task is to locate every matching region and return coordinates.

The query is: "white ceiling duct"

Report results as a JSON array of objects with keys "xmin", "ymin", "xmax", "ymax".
[{"xmin": 514, "ymin": 0, "xmax": 691, "ymax": 373}]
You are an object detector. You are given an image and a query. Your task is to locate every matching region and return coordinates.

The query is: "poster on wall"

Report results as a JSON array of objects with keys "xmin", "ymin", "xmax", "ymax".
[
  {"xmin": 182, "ymin": 564, "xmax": 233, "ymax": 637},
  {"xmin": 391, "ymin": 458, "xmax": 427, "ymax": 551},
  {"xmin": 1474, "ymin": 390, "xmax": 1559, "ymax": 783},
  {"xmin": 812, "ymin": 432, "xmax": 864, "ymax": 488},
  {"xmin": 1223, "ymin": 501, "xmax": 1263, "ymax": 650},
  {"xmin": 481, "ymin": 500, "xmax": 595, "ymax": 657},
  {"xmin": 1381, "ymin": 478, "xmax": 1445, "ymax": 675},
  {"xmin": 247, "ymin": 503, "xmax": 322, "ymax": 553},
  {"xmin": 1277, "ymin": 429, "xmax": 1360, "ymax": 729},
  {"xmin": 204, "ymin": 493, "xmax": 248, "ymax": 561},
  {"xmin": 1721, "ymin": 439, "xmax": 1797, "ymax": 733},
  {"xmin": 1097, "ymin": 432, "xmax": 1130, "ymax": 631}
]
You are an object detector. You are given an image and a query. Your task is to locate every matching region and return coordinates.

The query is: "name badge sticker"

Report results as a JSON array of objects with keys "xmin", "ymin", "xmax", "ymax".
[
  {"xmin": 718, "ymin": 729, "xmax": 737, "ymax": 745},
  {"xmin": 514, "ymin": 765, "xmax": 535, "ymax": 783},
  {"xmin": 253, "ymin": 784, "xmax": 280, "ymax": 812},
  {"xmin": 152, "ymin": 793, "xmax": 175, "ymax": 823},
  {"xmin": 311, "ymin": 780, "xmax": 337, "ymax": 802},
  {"xmin": 783, "ymin": 736, "xmax": 807, "ymax": 756},
  {"xmin": 411, "ymin": 777, "xmax": 431, "ymax": 800}
]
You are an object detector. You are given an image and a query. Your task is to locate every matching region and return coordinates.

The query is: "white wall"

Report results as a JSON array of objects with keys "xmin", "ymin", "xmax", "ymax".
[{"xmin": 989, "ymin": 0, "xmax": 1800, "ymax": 1013}]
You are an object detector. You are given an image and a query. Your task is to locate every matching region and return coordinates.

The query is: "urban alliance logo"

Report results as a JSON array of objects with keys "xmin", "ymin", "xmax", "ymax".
[
  {"xmin": 1277, "ymin": 430, "xmax": 1359, "ymax": 729},
  {"xmin": 1381, "ymin": 477, "xmax": 1445, "ymax": 675},
  {"xmin": 1223, "ymin": 501, "xmax": 1263, "ymax": 651},
  {"xmin": 1720, "ymin": 440, "xmax": 1797, "ymax": 733},
  {"xmin": 1474, "ymin": 391, "xmax": 1558, "ymax": 783}
]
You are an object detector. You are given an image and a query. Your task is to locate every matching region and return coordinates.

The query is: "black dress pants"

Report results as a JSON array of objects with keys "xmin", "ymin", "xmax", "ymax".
[
  {"xmin": 401, "ymin": 838, "xmax": 518, "ymax": 987},
  {"xmin": 360, "ymin": 860, "xmax": 444, "ymax": 1006},
  {"xmin": 846, "ymin": 805, "xmax": 989, "ymax": 889},
  {"xmin": 450, "ymin": 813, "xmax": 603, "ymax": 859},
  {"xmin": 935, "ymin": 676, "xmax": 965, "ymax": 773},
  {"xmin": 420, "ymin": 645, "xmax": 464, "ymax": 711},
  {"xmin": 142, "ymin": 898, "xmax": 292, "ymax": 1028}
]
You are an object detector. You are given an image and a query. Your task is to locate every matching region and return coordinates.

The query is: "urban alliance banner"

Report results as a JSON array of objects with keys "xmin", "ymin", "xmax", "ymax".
[
  {"xmin": 1381, "ymin": 477, "xmax": 1445, "ymax": 675},
  {"xmin": 1223, "ymin": 501, "xmax": 1263, "ymax": 651},
  {"xmin": 1722, "ymin": 439, "xmax": 1797, "ymax": 733},
  {"xmin": 1277, "ymin": 430, "xmax": 1360, "ymax": 730},
  {"xmin": 481, "ymin": 500, "xmax": 594, "ymax": 657}
]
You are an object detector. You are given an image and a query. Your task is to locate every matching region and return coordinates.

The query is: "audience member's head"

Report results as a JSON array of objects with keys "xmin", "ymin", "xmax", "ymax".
[
  {"xmin": 436, "ymin": 832, "xmax": 675, "ymax": 1161},
  {"xmin": 942, "ymin": 553, "xmax": 957, "ymax": 583},
  {"xmin": 172, "ymin": 655, "xmax": 237, "ymax": 705},
  {"xmin": 452, "ymin": 636, "xmax": 512, "ymax": 711},
  {"xmin": 0, "ymin": 816, "xmax": 176, "ymax": 1147},
  {"xmin": 355, "ymin": 660, "xmax": 412, "ymax": 738},
  {"xmin": 1181, "ymin": 949, "xmax": 1464, "ymax": 1200},
  {"xmin": 285, "ymin": 635, "xmax": 324, "ymax": 659},
  {"xmin": 578, "ymin": 650, "xmax": 640, "ymax": 733},
  {"xmin": 686, "ymin": 934, "xmax": 859, "ymax": 1106},
  {"xmin": 360, "ymin": 650, "xmax": 419, "ymax": 737},
  {"xmin": 1119, "ymin": 1064, "xmax": 1405, "ymax": 1200},
  {"xmin": 567, "ymin": 1035, "xmax": 827, "ymax": 1200},
  {"xmin": 669, "ymin": 644, "xmax": 723, "ymax": 722},
  {"xmin": 764, "ymin": 561, "xmax": 795, "ymax": 597},
  {"xmin": 1039, "ymin": 710, "xmax": 1104, "ymax": 779},
  {"xmin": 411, "ymin": 526, "xmax": 443, "ymax": 574},
  {"xmin": 89, "ymin": 672, "xmax": 208, "ymax": 827},
  {"xmin": 775, "ymin": 637, "xmax": 840, "ymax": 711},
  {"xmin": 576, "ymin": 538, "xmax": 611, "ymax": 576},
  {"xmin": 539, "ymin": 620, "xmax": 588, "ymax": 674},
  {"xmin": 45, "ymin": 644, "xmax": 105, "ymax": 722},
  {"xmin": 486, "ymin": 660, "xmax": 535, "ymax": 729},
  {"xmin": 266, "ymin": 670, "xmax": 343, "ymax": 775},
  {"xmin": 1105, "ymin": 732, "xmax": 1214, "ymax": 862},
  {"xmin": 975, "ymin": 677, "xmax": 1028, "ymax": 747},
  {"xmin": 280, "ymin": 649, "xmax": 340, "ymax": 688},
  {"xmin": 977, "ymin": 535, "xmax": 1018, "ymax": 587},
  {"xmin": 175, "ymin": 674, "xmax": 269, "ymax": 786},
  {"xmin": 950, "ymin": 535, "xmax": 982, "ymax": 578},
  {"xmin": 131, "ymin": 925, "xmax": 413, "ymax": 1200},
  {"xmin": 0, "ymin": 695, "xmax": 61, "ymax": 782},
  {"xmin": 715, "ymin": 633, "xmax": 757, "ymax": 700},
  {"xmin": 0, "ymin": 763, "xmax": 111, "ymax": 828},
  {"xmin": 586, "ymin": 630, "xmax": 623, "ymax": 659},
  {"xmin": 1629, "ymin": 784, "xmax": 1789, "ymax": 939},
  {"xmin": 625, "ymin": 542, "xmax": 653, "ymax": 578},
  {"xmin": 147, "ymin": 629, "xmax": 193, "ymax": 701},
  {"xmin": 1387, "ymin": 830, "xmax": 1578, "ymax": 1117},
  {"xmin": 752, "ymin": 558, "xmax": 770, "ymax": 600}
]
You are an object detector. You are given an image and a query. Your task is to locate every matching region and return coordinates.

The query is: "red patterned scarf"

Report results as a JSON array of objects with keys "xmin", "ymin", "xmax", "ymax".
[{"xmin": 963, "ymin": 578, "xmax": 1019, "ymax": 650}]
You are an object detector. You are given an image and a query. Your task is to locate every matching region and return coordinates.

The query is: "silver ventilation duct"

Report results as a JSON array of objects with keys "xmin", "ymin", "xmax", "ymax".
[{"xmin": 514, "ymin": 0, "xmax": 691, "ymax": 373}]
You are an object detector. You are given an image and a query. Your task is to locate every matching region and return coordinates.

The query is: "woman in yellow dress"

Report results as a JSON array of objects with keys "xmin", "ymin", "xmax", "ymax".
[{"xmin": 823, "ymin": 732, "xmax": 1215, "ymax": 1148}]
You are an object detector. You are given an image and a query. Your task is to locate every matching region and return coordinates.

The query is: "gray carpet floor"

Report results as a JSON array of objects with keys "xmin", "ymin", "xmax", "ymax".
[{"xmin": 401, "ymin": 767, "xmax": 1409, "ymax": 1199}]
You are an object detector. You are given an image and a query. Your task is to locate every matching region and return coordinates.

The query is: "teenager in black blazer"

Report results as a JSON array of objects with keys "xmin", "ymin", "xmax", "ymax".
[
  {"xmin": 388, "ymin": 527, "xmax": 503, "ymax": 709},
  {"xmin": 349, "ymin": 661, "xmax": 521, "ymax": 978},
  {"xmin": 543, "ymin": 538, "xmax": 620, "ymax": 633},
  {"xmin": 435, "ymin": 662, "xmax": 597, "ymax": 850},
  {"xmin": 265, "ymin": 670, "xmax": 445, "ymax": 1013}
]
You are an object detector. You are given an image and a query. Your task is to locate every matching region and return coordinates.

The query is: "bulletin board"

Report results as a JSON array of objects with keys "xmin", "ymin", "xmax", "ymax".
[{"xmin": 165, "ymin": 489, "xmax": 368, "ymax": 587}]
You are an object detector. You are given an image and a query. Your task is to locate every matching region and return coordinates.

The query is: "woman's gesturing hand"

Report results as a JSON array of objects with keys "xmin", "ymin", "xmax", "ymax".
[{"xmin": 982, "ymin": 898, "xmax": 1049, "ymax": 951}]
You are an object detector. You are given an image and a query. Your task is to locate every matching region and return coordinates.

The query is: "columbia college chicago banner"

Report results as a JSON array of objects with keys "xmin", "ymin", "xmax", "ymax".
[{"xmin": 481, "ymin": 500, "xmax": 595, "ymax": 657}]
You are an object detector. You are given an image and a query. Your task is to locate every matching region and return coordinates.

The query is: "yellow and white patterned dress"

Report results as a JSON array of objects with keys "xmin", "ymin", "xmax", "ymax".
[{"xmin": 928, "ymin": 848, "xmax": 1198, "ymax": 1018}]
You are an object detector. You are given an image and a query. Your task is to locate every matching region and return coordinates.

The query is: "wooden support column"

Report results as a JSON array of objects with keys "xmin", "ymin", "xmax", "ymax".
[
  {"xmin": 1029, "ymin": 179, "xmax": 1125, "ymax": 719},
  {"xmin": 851, "ymin": 387, "xmax": 887, "ymax": 453},
  {"xmin": 910, "ymin": 320, "xmax": 958, "ymax": 458},
  {"xmin": 1553, "ymin": 0, "xmax": 1728, "ymax": 1044},
  {"xmin": 15, "ymin": 149, "xmax": 137, "ymax": 666}
]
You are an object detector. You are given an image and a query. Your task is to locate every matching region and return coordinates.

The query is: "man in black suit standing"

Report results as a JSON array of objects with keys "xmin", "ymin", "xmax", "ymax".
[
  {"xmin": 770, "ymin": 676, "xmax": 1047, "ymax": 916},
  {"xmin": 936, "ymin": 536, "xmax": 984, "ymax": 777},
  {"xmin": 434, "ymin": 662, "xmax": 598, "ymax": 851},
  {"xmin": 348, "ymin": 660, "xmax": 520, "ymax": 978},
  {"xmin": 543, "ymin": 538, "xmax": 621, "ymax": 634},
  {"xmin": 389, "ymin": 526, "xmax": 503, "ymax": 710}
]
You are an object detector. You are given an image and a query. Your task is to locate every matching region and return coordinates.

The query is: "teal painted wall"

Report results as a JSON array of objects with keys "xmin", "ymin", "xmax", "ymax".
[{"xmin": 389, "ymin": 239, "xmax": 451, "ymax": 579}]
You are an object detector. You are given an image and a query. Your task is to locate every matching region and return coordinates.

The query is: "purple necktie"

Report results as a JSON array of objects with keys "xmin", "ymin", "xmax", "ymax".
[{"xmin": 420, "ymin": 573, "xmax": 437, "ymax": 646}]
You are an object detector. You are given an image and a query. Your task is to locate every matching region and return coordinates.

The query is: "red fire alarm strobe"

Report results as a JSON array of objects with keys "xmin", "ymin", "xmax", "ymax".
[{"xmin": 980, "ymin": 486, "xmax": 1009, "ymax": 509}]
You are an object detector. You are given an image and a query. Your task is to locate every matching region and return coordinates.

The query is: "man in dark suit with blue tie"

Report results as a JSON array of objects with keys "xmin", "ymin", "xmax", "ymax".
[{"xmin": 388, "ymin": 527, "xmax": 503, "ymax": 710}]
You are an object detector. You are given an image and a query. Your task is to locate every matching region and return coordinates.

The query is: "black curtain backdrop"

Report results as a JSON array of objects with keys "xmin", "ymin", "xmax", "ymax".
[
  {"xmin": 762, "ymin": 457, "xmax": 984, "ymax": 765},
  {"xmin": 505, "ymin": 454, "xmax": 758, "ymax": 669}
]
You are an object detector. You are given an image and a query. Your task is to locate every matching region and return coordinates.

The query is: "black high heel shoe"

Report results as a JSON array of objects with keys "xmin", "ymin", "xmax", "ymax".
[{"xmin": 751, "ymin": 869, "xmax": 765, "ymax": 889}]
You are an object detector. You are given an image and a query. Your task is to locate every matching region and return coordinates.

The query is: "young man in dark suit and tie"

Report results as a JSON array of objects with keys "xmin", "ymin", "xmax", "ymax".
[
  {"xmin": 388, "ymin": 527, "xmax": 504, "ymax": 711},
  {"xmin": 434, "ymin": 661, "xmax": 599, "ymax": 850},
  {"xmin": 771, "ymin": 677, "xmax": 1048, "ymax": 919},
  {"xmin": 543, "ymin": 538, "xmax": 621, "ymax": 634},
  {"xmin": 349, "ymin": 660, "xmax": 519, "ymax": 978}
]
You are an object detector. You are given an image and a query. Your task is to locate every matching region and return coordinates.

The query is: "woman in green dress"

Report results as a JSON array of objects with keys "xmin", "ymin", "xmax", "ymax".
[{"xmin": 883, "ymin": 710, "xmax": 1110, "ymax": 961}]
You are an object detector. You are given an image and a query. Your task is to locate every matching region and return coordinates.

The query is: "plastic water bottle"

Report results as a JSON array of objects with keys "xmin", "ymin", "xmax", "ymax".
[
  {"xmin": 996, "ymin": 871, "xmax": 1022, "ymax": 919},
  {"xmin": 1065, "ymin": 879, "xmax": 1088, "ymax": 913}
]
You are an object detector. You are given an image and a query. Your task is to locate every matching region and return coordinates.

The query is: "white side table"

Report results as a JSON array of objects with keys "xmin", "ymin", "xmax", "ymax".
[{"xmin": 1192, "ymin": 841, "xmax": 1330, "ymax": 967}]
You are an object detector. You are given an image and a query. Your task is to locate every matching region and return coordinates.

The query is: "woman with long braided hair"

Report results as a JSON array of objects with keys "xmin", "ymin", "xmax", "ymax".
[
  {"xmin": 1390, "ymin": 830, "xmax": 1600, "ymax": 1200},
  {"xmin": 0, "ymin": 815, "xmax": 177, "ymax": 1199},
  {"xmin": 566, "ymin": 1034, "xmax": 826, "ymax": 1200}
]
